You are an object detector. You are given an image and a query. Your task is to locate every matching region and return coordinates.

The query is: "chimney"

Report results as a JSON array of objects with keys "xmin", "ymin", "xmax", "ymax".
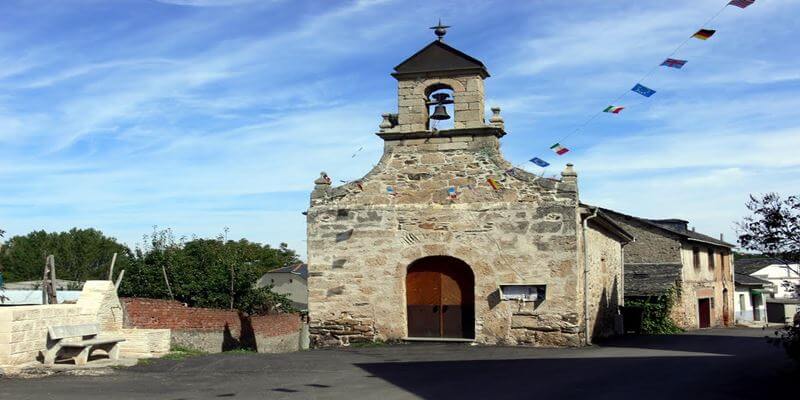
[{"xmin": 720, "ymin": 233, "xmax": 724, "ymax": 241}]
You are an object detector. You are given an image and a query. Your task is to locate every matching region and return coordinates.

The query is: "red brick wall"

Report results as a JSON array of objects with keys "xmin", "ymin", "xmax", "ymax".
[
  {"xmin": 251, "ymin": 313, "xmax": 301, "ymax": 337},
  {"xmin": 121, "ymin": 298, "xmax": 300, "ymax": 337}
]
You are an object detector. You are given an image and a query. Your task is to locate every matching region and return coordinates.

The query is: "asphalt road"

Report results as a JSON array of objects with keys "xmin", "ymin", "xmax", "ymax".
[{"xmin": 1, "ymin": 328, "xmax": 796, "ymax": 400}]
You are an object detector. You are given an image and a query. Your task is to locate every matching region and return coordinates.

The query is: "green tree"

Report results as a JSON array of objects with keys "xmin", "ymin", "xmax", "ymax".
[
  {"xmin": 119, "ymin": 228, "xmax": 300, "ymax": 314},
  {"xmin": 0, "ymin": 228, "xmax": 130, "ymax": 282}
]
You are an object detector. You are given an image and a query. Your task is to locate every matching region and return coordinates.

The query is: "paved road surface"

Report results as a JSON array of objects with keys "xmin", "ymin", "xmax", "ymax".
[{"xmin": 1, "ymin": 328, "xmax": 796, "ymax": 399}]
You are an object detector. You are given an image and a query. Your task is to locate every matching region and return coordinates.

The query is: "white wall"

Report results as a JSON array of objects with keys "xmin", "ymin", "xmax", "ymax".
[
  {"xmin": 750, "ymin": 264, "xmax": 800, "ymax": 299},
  {"xmin": 734, "ymin": 287, "xmax": 766, "ymax": 323}
]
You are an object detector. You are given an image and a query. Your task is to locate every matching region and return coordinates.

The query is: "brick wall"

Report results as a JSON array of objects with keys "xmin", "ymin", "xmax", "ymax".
[
  {"xmin": 120, "ymin": 298, "xmax": 301, "ymax": 353},
  {"xmin": 122, "ymin": 298, "xmax": 242, "ymax": 332}
]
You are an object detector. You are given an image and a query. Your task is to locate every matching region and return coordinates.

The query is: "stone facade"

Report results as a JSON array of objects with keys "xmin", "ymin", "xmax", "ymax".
[
  {"xmin": 0, "ymin": 281, "xmax": 169, "ymax": 367},
  {"xmin": 306, "ymin": 33, "xmax": 630, "ymax": 347},
  {"xmin": 602, "ymin": 209, "xmax": 735, "ymax": 329}
]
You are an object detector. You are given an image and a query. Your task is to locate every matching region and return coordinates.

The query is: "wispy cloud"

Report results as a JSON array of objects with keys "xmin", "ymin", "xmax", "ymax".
[{"xmin": 0, "ymin": 0, "xmax": 797, "ymax": 257}]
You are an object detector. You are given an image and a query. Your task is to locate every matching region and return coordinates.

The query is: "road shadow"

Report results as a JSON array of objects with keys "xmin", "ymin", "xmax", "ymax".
[{"xmin": 355, "ymin": 334, "xmax": 796, "ymax": 400}]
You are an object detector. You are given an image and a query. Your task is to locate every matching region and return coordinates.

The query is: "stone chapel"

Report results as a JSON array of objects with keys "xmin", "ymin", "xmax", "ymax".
[{"xmin": 306, "ymin": 27, "xmax": 633, "ymax": 347}]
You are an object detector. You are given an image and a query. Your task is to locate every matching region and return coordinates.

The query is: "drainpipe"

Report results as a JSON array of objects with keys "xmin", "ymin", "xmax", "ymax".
[{"xmin": 582, "ymin": 207, "xmax": 599, "ymax": 346}]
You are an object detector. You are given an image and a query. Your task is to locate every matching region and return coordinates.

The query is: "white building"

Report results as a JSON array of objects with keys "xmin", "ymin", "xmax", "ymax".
[
  {"xmin": 733, "ymin": 272, "xmax": 770, "ymax": 325},
  {"xmin": 256, "ymin": 263, "xmax": 308, "ymax": 311},
  {"xmin": 736, "ymin": 258, "xmax": 800, "ymax": 299}
]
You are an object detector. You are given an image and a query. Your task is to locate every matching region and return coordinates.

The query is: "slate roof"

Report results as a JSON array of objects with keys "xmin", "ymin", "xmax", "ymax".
[
  {"xmin": 579, "ymin": 204, "xmax": 634, "ymax": 243},
  {"xmin": 392, "ymin": 40, "xmax": 490, "ymax": 79},
  {"xmin": 735, "ymin": 257, "xmax": 783, "ymax": 275},
  {"xmin": 268, "ymin": 263, "xmax": 308, "ymax": 280},
  {"xmin": 597, "ymin": 207, "xmax": 734, "ymax": 248},
  {"xmin": 624, "ymin": 263, "xmax": 683, "ymax": 296},
  {"xmin": 734, "ymin": 272, "xmax": 772, "ymax": 287}
]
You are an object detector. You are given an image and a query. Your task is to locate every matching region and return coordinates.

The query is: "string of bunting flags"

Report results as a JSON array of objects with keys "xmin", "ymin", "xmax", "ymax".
[
  {"xmin": 525, "ymin": 0, "xmax": 756, "ymax": 171},
  {"xmin": 341, "ymin": 0, "xmax": 756, "ymax": 198}
]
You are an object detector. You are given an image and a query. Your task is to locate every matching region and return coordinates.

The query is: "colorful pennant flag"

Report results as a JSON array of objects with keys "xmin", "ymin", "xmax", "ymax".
[
  {"xmin": 660, "ymin": 58, "xmax": 687, "ymax": 69},
  {"xmin": 692, "ymin": 29, "xmax": 716, "ymax": 40},
  {"xmin": 530, "ymin": 157, "xmax": 550, "ymax": 167},
  {"xmin": 550, "ymin": 143, "xmax": 570, "ymax": 155},
  {"xmin": 448, "ymin": 186, "xmax": 457, "ymax": 199},
  {"xmin": 603, "ymin": 106, "xmax": 624, "ymax": 114},
  {"xmin": 486, "ymin": 177, "xmax": 501, "ymax": 190},
  {"xmin": 631, "ymin": 83, "xmax": 656, "ymax": 97},
  {"xmin": 386, "ymin": 185, "xmax": 396, "ymax": 195},
  {"xmin": 728, "ymin": 0, "xmax": 755, "ymax": 9}
]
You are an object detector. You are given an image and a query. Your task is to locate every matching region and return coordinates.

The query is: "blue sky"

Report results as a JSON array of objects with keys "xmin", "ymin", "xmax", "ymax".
[{"xmin": 1, "ymin": 0, "xmax": 798, "ymax": 258}]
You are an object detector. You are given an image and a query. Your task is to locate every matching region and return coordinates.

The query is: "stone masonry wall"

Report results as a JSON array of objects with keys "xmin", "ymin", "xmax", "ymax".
[
  {"xmin": 308, "ymin": 133, "xmax": 585, "ymax": 347},
  {"xmin": 0, "ymin": 281, "xmax": 169, "ymax": 367},
  {"xmin": 389, "ymin": 75, "xmax": 485, "ymax": 133},
  {"xmin": 606, "ymin": 214, "xmax": 682, "ymax": 264},
  {"xmin": 585, "ymin": 223, "xmax": 623, "ymax": 339},
  {"xmin": 121, "ymin": 298, "xmax": 301, "ymax": 353}
]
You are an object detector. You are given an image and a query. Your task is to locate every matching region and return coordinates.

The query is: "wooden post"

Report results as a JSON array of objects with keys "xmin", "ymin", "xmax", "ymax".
[
  {"xmin": 41, "ymin": 255, "xmax": 49, "ymax": 305},
  {"xmin": 114, "ymin": 269, "xmax": 125, "ymax": 291},
  {"xmin": 42, "ymin": 255, "xmax": 57, "ymax": 305},
  {"xmin": 49, "ymin": 255, "xmax": 57, "ymax": 304},
  {"xmin": 107, "ymin": 252, "xmax": 117, "ymax": 280}
]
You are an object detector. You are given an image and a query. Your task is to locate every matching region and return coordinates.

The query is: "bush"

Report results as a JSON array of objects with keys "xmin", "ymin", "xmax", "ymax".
[
  {"xmin": 625, "ymin": 287, "xmax": 683, "ymax": 334},
  {"xmin": 769, "ymin": 312, "xmax": 800, "ymax": 362},
  {"xmin": 118, "ymin": 228, "xmax": 300, "ymax": 315}
]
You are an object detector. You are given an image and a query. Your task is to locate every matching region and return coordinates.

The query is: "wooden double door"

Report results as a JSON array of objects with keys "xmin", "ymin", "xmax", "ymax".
[{"xmin": 406, "ymin": 256, "xmax": 475, "ymax": 339}]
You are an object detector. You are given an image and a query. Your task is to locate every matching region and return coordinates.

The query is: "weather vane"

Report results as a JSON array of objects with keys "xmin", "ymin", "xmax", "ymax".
[{"xmin": 429, "ymin": 18, "xmax": 450, "ymax": 41}]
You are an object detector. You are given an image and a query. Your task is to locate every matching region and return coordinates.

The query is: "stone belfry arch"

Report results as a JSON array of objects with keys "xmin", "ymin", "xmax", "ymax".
[{"xmin": 305, "ymin": 25, "xmax": 618, "ymax": 348}]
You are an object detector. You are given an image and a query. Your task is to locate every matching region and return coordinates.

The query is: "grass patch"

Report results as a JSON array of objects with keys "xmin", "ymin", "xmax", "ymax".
[
  {"xmin": 162, "ymin": 346, "xmax": 207, "ymax": 360},
  {"xmin": 223, "ymin": 348, "xmax": 256, "ymax": 354}
]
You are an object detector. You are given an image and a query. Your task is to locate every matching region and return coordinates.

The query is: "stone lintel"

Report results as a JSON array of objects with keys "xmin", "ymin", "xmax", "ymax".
[{"xmin": 376, "ymin": 126, "xmax": 506, "ymax": 141}]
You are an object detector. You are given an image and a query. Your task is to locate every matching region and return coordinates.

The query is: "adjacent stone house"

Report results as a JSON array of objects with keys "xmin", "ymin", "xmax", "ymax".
[
  {"xmin": 306, "ymin": 29, "xmax": 633, "ymax": 347},
  {"xmin": 601, "ymin": 208, "xmax": 735, "ymax": 329}
]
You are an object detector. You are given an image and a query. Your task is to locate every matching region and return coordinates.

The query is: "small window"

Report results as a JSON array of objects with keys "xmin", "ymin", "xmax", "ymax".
[
  {"xmin": 692, "ymin": 247, "xmax": 701, "ymax": 269},
  {"xmin": 270, "ymin": 279, "xmax": 274, "ymax": 283},
  {"xmin": 708, "ymin": 250, "xmax": 715, "ymax": 270},
  {"xmin": 739, "ymin": 294, "xmax": 745, "ymax": 312},
  {"xmin": 289, "ymin": 278, "xmax": 293, "ymax": 283}
]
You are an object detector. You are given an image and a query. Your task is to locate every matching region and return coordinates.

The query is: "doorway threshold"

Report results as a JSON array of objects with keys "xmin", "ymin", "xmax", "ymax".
[{"xmin": 403, "ymin": 337, "xmax": 475, "ymax": 343}]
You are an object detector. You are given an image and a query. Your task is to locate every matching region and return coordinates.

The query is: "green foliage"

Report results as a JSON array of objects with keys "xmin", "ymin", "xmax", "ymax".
[
  {"xmin": 625, "ymin": 287, "xmax": 683, "ymax": 335},
  {"xmin": 163, "ymin": 345, "xmax": 208, "ymax": 360},
  {"xmin": 119, "ymin": 228, "xmax": 299, "ymax": 314},
  {"xmin": 0, "ymin": 228, "xmax": 131, "ymax": 282},
  {"xmin": 737, "ymin": 193, "xmax": 800, "ymax": 265},
  {"xmin": 768, "ymin": 313, "xmax": 800, "ymax": 363}
]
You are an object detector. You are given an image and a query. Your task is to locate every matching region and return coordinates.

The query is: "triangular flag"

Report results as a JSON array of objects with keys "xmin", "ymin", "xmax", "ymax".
[
  {"xmin": 486, "ymin": 177, "xmax": 501, "ymax": 190},
  {"xmin": 530, "ymin": 157, "xmax": 550, "ymax": 167},
  {"xmin": 603, "ymin": 106, "xmax": 624, "ymax": 114}
]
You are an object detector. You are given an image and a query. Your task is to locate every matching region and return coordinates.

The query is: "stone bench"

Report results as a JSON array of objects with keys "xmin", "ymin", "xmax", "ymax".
[{"xmin": 43, "ymin": 324, "xmax": 125, "ymax": 366}]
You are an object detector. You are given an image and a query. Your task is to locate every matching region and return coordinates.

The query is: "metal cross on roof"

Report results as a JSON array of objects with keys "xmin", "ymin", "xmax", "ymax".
[{"xmin": 429, "ymin": 19, "xmax": 450, "ymax": 41}]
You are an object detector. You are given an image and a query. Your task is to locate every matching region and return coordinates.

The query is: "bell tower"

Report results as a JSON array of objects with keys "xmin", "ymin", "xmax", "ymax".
[{"xmin": 378, "ymin": 22, "xmax": 503, "ymax": 135}]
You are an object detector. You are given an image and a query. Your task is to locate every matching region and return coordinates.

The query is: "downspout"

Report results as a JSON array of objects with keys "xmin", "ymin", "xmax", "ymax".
[{"xmin": 582, "ymin": 207, "xmax": 599, "ymax": 346}]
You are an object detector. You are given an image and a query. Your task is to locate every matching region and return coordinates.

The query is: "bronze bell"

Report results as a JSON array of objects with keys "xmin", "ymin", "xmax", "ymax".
[{"xmin": 430, "ymin": 104, "xmax": 450, "ymax": 120}]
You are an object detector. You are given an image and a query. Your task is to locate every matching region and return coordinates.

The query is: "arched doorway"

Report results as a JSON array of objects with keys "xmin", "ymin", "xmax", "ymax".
[{"xmin": 406, "ymin": 256, "xmax": 475, "ymax": 339}]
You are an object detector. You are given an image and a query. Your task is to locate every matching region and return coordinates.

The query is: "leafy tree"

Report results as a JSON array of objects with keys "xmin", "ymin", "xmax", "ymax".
[
  {"xmin": 119, "ymin": 228, "xmax": 299, "ymax": 314},
  {"xmin": 0, "ymin": 228, "xmax": 130, "ymax": 282},
  {"xmin": 737, "ymin": 193, "xmax": 800, "ymax": 295}
]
